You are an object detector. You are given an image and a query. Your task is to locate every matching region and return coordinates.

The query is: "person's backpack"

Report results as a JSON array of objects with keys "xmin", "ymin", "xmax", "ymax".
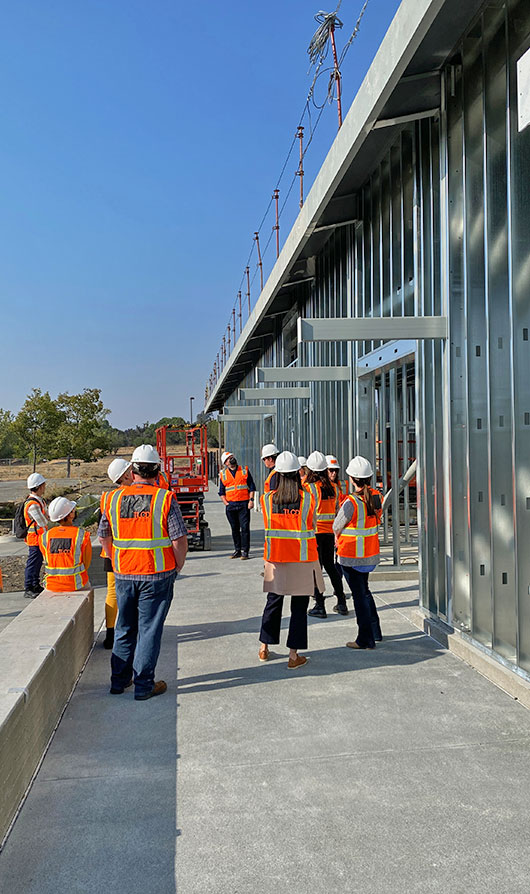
[{"xmin": 14, "ymin": 499, "xmax": 31, "ymax": 539}]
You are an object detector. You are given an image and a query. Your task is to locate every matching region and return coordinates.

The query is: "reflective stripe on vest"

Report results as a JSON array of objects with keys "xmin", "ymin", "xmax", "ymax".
[
  {"xmin": 262, "ymin": 489, "xmax": 315, "ymax": 562},
  {"xmin": 42, "ymin": 528, "xmax": 86, "ymax": 590},
  {"xmin": 108, "ymin": 486, "xmax": 173, "ymax": 574}
]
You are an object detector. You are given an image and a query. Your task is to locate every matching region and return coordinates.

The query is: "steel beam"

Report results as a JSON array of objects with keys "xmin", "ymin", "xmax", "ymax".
[
  {"xmin": 373, "ymin": 107, "xmax": 440, "ymax": 128},
  {"xmin": 298, "ymin": 316, "xmax": 448, "ymax": 342},
  {"xmin": 238, "ymin": 387, "xmax": 311, "ymax": 400},
  {"xmin": 218, "ymin": 414, "xmax": 265, "ymax": 422},
  {"xmin": 357, "ymin": 339, "xmax": 416, "ymax": 375},
  {"xmin": 257, "ymin": 366, "xmax": 350, "ymax": 383},
  {"xmin": 222, "ymin": 406, "xmax": 277, "ymax": 416}
]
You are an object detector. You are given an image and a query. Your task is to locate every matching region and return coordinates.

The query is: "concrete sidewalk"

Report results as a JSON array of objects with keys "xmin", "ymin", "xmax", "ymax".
[{"xmin": 1, "ymin": 493, "xmax": 530, "ymax": 893}]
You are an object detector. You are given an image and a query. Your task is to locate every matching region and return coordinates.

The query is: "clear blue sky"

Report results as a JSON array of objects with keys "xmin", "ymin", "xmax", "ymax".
[{"xmin": 0, "ymin": 0, "xmax": 400, "ymax": 429}]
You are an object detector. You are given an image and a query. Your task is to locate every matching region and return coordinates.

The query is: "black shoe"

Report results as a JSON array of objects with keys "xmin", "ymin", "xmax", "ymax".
[
  {"xmin": 230, "ymin": 551, "xmax": 242, "ymax": 559},
  {"xmin": 24, "ymin": 589, "xmax": 38, "ymax": 599},
  {"xmin": 103, "ymin": 628, "xmax": 115, "ymax": 649},
  {"xmin": 33, "ymin": 584, "xmax": 44, "ymax": 594},
  {"xmin": 109, "ymin": 678, "xmax": 133, "ymax": 695},
  {"xmin": 332, "ymin": 603, "xmax": 349, "ymax": 615},
  {"xmin": 308, "ymin": 604, "xmax": 327, "ymax": 618},
  {"xmin": 241, "ymin": 552, "xmax": 249, "ymax": 560}
]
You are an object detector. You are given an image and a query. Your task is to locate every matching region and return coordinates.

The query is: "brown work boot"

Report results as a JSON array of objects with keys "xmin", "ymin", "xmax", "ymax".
[
  {"xmin": 287, "ymin": 655, "xmax": 309, "ymax": 669},
  {"xmin": 135, "ymin": 681, "xmax": 167, "ymax": 701},
  {"xmin": 259, "ymin": 645, "xmax": 269, "ymax": 662}
]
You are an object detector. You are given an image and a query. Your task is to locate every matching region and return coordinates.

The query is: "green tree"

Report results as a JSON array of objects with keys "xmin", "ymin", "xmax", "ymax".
[
  {"xmin": 56, "ymin": 388, "xmax": 111, "ymax": 477},
  {"xmin": 13, "ymin": 389, "xmax": 64, "ymax": 471},
  {"xmin": 0, "ymin": 409, "xmax": 17, "ymax": 459}
]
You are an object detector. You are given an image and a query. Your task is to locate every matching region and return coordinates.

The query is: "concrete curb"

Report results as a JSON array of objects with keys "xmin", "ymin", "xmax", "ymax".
[
  {"xmin": 410, "ymin": 608, "xmax": 530, "ymax": 710},
  {"xmin": 0, "ymin": 589, "xmax": 94, "ymax": 845}
]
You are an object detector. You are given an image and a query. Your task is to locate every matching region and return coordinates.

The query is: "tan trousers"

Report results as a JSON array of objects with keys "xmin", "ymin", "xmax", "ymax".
[{"xmin": 105, "ymin": 572, "xmax": 118, "ymax": 628}]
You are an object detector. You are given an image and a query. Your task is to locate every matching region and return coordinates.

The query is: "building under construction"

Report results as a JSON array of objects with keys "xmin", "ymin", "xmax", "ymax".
[{"xmin": 205, "ymin": 0, "xmax": 530, "ymax": 681}]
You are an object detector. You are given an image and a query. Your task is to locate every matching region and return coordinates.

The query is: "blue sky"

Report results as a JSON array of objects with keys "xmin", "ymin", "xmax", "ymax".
[{"xmin": 0, "ymin": 0, "xmax": 400, "ymax": 429}]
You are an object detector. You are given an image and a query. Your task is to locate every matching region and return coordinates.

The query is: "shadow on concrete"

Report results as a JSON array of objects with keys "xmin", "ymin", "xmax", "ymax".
[
  {"xmin": 377, "ymin": 598, "xmax": 419, "ymax": 612},
  {"xmin": 178, "ymin": 615, "xmax": 264, "ymax": 641},
  {"xmin": 176, "ymin": 632, "xmax": 442, "ymax": 696}
]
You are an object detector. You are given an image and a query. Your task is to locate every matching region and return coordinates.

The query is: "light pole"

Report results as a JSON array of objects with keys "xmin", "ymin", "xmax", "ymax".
[{"xmin": 189, "ymin": 396, "xmax": 195, "ymax": 425}]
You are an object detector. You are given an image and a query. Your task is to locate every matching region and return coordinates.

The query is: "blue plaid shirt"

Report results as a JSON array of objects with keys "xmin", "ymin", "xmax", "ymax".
[{"xmin": 98, "ymin": 485, "xmax": 187, "ymax": 580}]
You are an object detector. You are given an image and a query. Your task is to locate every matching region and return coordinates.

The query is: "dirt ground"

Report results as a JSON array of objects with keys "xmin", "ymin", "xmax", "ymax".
[
  {"xmin": 0, "ymin": 447, "xmax": 133, "ymax": 483},
  {"xmin": 0, "ymin": 556, "xmax": 26, "ymax": 593}
]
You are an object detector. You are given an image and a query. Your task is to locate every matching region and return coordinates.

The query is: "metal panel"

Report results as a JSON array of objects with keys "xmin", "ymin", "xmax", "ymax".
[{"xmin": 222, "ymin": 406, "xmax": 277, "ymax": 416}]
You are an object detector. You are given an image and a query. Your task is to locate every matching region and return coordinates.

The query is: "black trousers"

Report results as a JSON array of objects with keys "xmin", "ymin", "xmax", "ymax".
[
  {"xmin": 225, "ymin": 504, "xmax": 250, "ymax": 552},
  {"xmin": 341, "ymin": 566, "xmax": 382, "ymax": 648},
  {"xmin": 313, "ymin": 533, "xmax": 345, "ymax": 603},
  {"xmin": 260, "ymin": 593, "xmax": 310, "ymax": 650}
]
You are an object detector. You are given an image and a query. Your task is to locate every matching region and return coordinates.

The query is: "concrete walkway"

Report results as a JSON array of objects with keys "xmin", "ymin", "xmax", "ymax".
[{"xmin": 1, "ymin": 494, "xmax": 530, "ymax": 893}]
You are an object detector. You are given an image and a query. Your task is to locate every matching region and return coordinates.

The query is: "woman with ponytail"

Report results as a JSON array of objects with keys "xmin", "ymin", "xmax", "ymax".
[
  {"xmin": 333, "ymin": 456, "xmax": 383, "ymax": 649},
  {"xmin": 304, "ymin": 451, "xmax": 348, "ymax": 617}
]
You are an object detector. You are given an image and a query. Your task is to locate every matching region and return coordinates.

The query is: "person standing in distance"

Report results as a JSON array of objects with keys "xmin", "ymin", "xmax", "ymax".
[
  {"xmin": 100, "ymin": 458, "xmax": 134, "ymax": 649},
  {"xmin": 259, "ymin": 451, "xmax": 323, "ymax": 668},
  {"xmin": 40, "ymin": 497, "xmax": 92, "ymax": 591},
  {"xmin": 23, "ymin": 473, "xmax": 48, "ymax": 598},
  {"xmin": 304, "ymin": 451, "xmax": 348, "ymax": 617},
  {"xmin": 219, "ymin": 451, "xmax": 256, "ymax": 559},
  {"xmin": 333, "ymin": 456, "xmax": 383, "ymax": 649},
  {"xmin": 99, "ymin": 444, "xmax": 188, "ymax": 700},
  {"xmin": 261, "ymin": 443, "xmax": 279, "ymax": 494}
]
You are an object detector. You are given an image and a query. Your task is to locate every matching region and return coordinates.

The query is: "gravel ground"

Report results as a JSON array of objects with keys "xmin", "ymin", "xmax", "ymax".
[{"xmin": 0, "ymin": 555, "xmax": 25, "ymax": 592}]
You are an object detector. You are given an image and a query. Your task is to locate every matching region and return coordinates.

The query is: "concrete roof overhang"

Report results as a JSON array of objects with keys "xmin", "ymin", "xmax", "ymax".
[{"xmin": 205, "ymin": 0, "xmax": 484, "ymax": 413}]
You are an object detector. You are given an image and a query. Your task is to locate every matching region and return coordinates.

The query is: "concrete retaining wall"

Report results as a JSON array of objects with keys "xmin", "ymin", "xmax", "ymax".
[{"xmin": 0, "ymin": 589, "xmax": 94, "ymax": 845}]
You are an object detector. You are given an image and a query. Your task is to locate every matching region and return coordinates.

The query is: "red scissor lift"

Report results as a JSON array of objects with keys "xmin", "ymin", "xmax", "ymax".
[{"xmin": 156, "ymin": 425, "xmax": 212, "ymax": 550}]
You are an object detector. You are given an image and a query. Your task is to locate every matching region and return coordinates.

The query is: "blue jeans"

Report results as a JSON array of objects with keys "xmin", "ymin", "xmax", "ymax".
[
  {"xmin": 341, "ymin": 566, "xmax": 382, "ymax": 648},
  {"xmin": 111, "ymin": 574, "xmax": 176, "ymax": 696},
  {"xmin": 25, "ymin": 545, "xmax": 43, "ymax": 590}
]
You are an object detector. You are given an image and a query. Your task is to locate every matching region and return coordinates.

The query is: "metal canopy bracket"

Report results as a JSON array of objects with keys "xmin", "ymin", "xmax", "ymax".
[
  {"xmin": 373, "ymin": 107, "xmax": 440, "ymax": 129},
  {"xmin": 238, "ymin": 387, "xmax": 311, "ymax": 400},
  {"xmin": 298, "ymin": 316, "xmax": 448, "ymax": 343},
  {"xmin": 357, "ymin": 339, "xmax": 416, "ymax": 376},
  {"xmin": 257, "ymin": 366, "xmax": 350, "ymax": 383}
]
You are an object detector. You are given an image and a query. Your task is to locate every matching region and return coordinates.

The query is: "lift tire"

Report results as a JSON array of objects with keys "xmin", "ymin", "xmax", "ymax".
[{"xmin": 202, "ymin": 528, "xmax": 212, "ymax": 551}]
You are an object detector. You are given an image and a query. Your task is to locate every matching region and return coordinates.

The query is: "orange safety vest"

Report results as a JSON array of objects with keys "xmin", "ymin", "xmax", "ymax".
[
  {"xmin": 220, "ymin": 465, "xmax": 250, "ymax": 502},
  {"xmin": 156, "ymin": 470, "xmax": 170, "ymax": 490},
  {"xmin": 263, "ymin": 469, "xmax": 276, "ymax": 494},
  {"xmin": 100, "ymin": 489, "xmax": 117, "ymax": 559},
  {"xmin": 261, "ymin": 489, "xmax": 318, "ymax": 563},
  {"xmin": 24, "ymin": 496, "xmax": 47, "ymax": 547},
  {"xmin": 304, "ymin": 480, "xmax": 341, "ymax": 534},
  {"xmin": 41, "ymin": 526, "xmax": 90, "ymax": 591},
  {"xmin": 106, "ymin": 484, "xmax": 176, "ymax": 575},
  {"xmin": 336, "ymin": 489, "xmax": 382, "ymax": 562}
]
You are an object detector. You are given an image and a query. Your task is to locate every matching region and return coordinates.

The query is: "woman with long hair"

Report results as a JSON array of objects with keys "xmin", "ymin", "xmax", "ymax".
[
  {"xmin": 259, "ymin": 452, "xmax": 323, "ymax": 669},
  {"xmin": 333, "ymin": 455, "xmax": 383, "ymax": 649},
  {"xmin": 304, "ymin": 451, "xmax": 348, "ymax": 618}
]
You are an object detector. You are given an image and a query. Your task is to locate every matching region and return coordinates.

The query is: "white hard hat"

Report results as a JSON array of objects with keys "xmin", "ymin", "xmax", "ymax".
[
  {"xmin": 221, "ymin": 451, "xmax": 234, "ymax": 465},
  {"xmin": 275, "ymin": 451, "xmax": 301, "ymax": 473},
  {"xmin": 131, "ymin": 444, "xmax": 160, "ymax": 464},
  {"xmin": 306, "ymin": 450, "xmax": 328, "ymax": 472},
  {"xmin": 27, "ymin": 473, "xmax": 46, "ymax": 489},
  {"xmin": 48, "ymin": 496, "xmax": 77, "ymax": 522},
  {"xmin": 346, "ymin": 455, "xmax": 373, "ymax": 478},
  {"xmin": 261, "ymin": 443, "xmax": 279, "ymax": 459},
  {"xmin": 297, "ymin": 456, "xmax": 308, "ymax": 467},
  {"xmin": 326, "ymin": 454, "xmax": 340, "ymax": 469},
  {"xmin": 107, "ymin": 458, "xmax": 132, "ymax": 484}
]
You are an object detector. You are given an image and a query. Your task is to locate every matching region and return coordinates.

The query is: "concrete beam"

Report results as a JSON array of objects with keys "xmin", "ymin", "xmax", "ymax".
[
  {"xmin": 298, "ymin": 316, "xmax": 448, "ymax": 342},
  {"xmin": 257, "ymin": 366, "xmax": 350, "ymax": 383},
  {"xmin": 0, "ymin": 589, "xmax": 94, "ymax": 844},
  {"xmin": 238, "ymin": 387, "xmax": 311, "ymax": 400}
]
